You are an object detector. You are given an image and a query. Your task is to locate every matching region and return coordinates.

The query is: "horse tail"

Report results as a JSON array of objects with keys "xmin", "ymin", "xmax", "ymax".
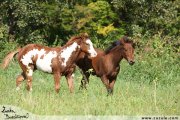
[{"xmin": 1, "ymin": 48, "xmax": 21, "ymax": 69}]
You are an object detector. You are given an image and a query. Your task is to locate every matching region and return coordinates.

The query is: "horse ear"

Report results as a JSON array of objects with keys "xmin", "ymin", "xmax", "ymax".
[
  {"xmin": 123, "ymin": 36, "xmax": 130, "ymax": 43},
  {"xmin": 80, "ymin": 33, "xmax": 89, "ymax": 38}
]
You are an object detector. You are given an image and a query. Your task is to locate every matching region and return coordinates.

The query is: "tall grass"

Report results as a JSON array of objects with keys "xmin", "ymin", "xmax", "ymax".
[{"xmin": 0, "ymin": 47, "xmax": 179, "ymax": 115}]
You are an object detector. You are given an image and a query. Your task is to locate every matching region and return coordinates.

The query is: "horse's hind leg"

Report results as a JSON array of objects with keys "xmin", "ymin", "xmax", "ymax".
[
  {"xmin": 16, "ymin": 72, "xmax": 25, "ymax": 90},
  {"xmin": 66, "ymin": 74, "xmax": 74, "ymax": 93},
  {"xmin": 53, "ymin": 72, "xmax": 61, "ymax": 93},
  {"xmin": 25, "ymin": 65, "xmax": 34, "ymax": 91}
]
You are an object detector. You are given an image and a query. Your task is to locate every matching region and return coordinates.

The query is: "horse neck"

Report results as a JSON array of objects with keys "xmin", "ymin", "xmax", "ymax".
[
  {"xmin": 60, "ymin": 42, "xmax": 81, "ymax": 67},
  {"xmin": 69, "ymin": 48, "xmax": 81, "ymax": 64},
  {"xmin": 107, "ymin": 46, "xmax": 124, "ymax": 65}
]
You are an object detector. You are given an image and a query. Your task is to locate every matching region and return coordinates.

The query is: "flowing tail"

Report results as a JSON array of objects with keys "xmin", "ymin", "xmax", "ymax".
[{"xmin": 1, "ymin": 48, "xmax": 21, "ymax": 69}]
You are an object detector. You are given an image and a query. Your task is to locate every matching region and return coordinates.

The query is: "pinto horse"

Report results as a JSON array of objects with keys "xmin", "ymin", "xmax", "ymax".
[
  {"xmin": 76, "ymin": 36, "xmax": 135, "ymax": 95},
  {"xmin": 1, "ymin": 33, "xmax": 97, "ymax": 93}
]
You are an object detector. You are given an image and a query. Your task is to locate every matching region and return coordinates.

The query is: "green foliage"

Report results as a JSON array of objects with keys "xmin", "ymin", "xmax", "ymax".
[
  {"xmin": 0, "ymin": 24, "xmax": 8, "ymax": 41},
  {"xmin": 72, "ymin": 1, "xmax": 125, "ymax": 47},
  {"xmin": 87, "ymin": 1, "xmax": 117, "ymax": 28},
  {"xmin": 112, "ymin": 0, "xmax": 179, "ymax": 37},
  {"xmin": 0, "ymin": 41, "xmax": 18, "ymax": 61},
  {"xmin": 0, "ymin": 1, "xmax": 46, "ymax": 43},
  {"xmin": 1, "ymin": 0, "xmax": 179, "ymax": 48}
]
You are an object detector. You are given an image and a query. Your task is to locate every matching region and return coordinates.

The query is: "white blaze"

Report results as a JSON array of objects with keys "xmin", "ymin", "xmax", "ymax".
[
  {"xmin": 86, "ymin": 39, "xmax": 97, "ymax": 57},
  {"xmin": 21, "ymin": 49, "xmax": 57, "ymax": 73},
  {"xmin": 60, "ymin": 42, "xmax": 79, "ymax": 67}
]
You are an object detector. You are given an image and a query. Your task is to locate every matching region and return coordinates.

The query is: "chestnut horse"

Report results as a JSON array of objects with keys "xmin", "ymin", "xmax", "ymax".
[
  {"xmin": 1, "ymin": 33, "xmax": 97, "ymax": 93},
  {"xmin": 76, "ymin": 36, "xmax": 135, "ymax": 95}
]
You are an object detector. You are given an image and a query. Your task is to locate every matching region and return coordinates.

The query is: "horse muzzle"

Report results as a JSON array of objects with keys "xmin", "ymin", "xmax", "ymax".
[
  {"xmin": 90, "ymin": 51, "xmax": 97, "ymax": 58},
  {"xmin": 128, "ymin": 60, "xmax": 135, "ymax": 65}
]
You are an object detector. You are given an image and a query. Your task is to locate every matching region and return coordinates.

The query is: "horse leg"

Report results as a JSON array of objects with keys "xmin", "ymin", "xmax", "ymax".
[
  {"xmin": 100, "ymin": 75, "xmax": 112, "ymax": 95},
  {"xmin": 78, "ymin": 68, "xmax": 85, "ymax": 90},
  {"xmin": 109, "ymin": 79, "xmax": 116, "ymax": 95},
  {"xmin": 16, "ymin": 72, "xmax": 25, "ymax": 90},
  {"xmin": 26, "ymin": 76, "xmax": 33, "ymax": 91},
  {"xmin": 84, "ymin": 72, "xmax": 90, "ymax": 85},
  {"xmin": 80, "ymin": 71, "xmax": 90, "ymax": 90},
  {"xmin": 53, "ymin": 72, "xmax": 61, "ymax": 93},
  {"xmin": 25, "ymin": 66, "xmax": 34, "ymax": 91},
  {"xmin": 66, "ymin": 73, "xmax": 74, "ymax": 93}
]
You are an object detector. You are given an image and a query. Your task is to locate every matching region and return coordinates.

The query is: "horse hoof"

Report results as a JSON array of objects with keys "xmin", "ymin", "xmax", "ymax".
[
  {"xmin": 107, "ymin": 89, "xmax": 113, "ymax": 96},
  {"xmin": 55, "ymin": 89, "xmax": 59, "ymax": 93},
  {"xmin": 30, "ymin": 88, "xmax": 33, "ymax": 91},
  {"xmin": 16, "ymin": 87, "xmax": 20, "ymax": 91},
  {"xmin": 27, "ymin": 87, "xmax": 33, "ymax": 92}
]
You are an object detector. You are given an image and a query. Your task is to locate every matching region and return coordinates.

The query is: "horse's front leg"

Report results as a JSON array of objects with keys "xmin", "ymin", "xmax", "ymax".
[
  {"xmin": 100, "ymin": 75, "xmax": 112, "ymax": 95},
  {"xmin": 79, "ymin": 71, "xmax": 90, "ymax": 90},
  {"xmin": 109, "ymin": 78, "xmax": 116, "ymax": 95},
  {"xmin": 66, "ymin": 74, "xmax": 74, "ymax": 93},
  {"xmin": 53, "ymin": 72, "xmax": 61, "ymax": 93}
]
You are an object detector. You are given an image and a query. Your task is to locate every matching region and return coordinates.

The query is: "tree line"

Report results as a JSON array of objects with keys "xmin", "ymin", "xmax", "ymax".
[{"xmin": 0, "ymin": 0, "xmax": 179, "ymax": 49}]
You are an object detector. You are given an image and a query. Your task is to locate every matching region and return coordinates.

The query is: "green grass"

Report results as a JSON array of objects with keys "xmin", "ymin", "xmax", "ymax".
[{"xmin": 0, "ymin": 53, "xmax": 179, "ymax": 116}]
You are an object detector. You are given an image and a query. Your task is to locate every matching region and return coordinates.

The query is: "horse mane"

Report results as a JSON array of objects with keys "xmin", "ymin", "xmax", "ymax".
[
  {"xmin": 105, "ymin": 36, "xmax": 133, "ymax": 54},
  {"xmin": 65, "ymin": 33, "xmax": 89, "ymax": 46},
  {"xmin": 105, "ymin": 40, "xmax": 121, "ymax": 54}
]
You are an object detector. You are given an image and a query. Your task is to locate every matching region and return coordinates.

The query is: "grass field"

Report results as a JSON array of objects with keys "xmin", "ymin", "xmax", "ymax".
[{"xmin": 0, "ymin": 52, "xmax": 179, "ymax": 116}]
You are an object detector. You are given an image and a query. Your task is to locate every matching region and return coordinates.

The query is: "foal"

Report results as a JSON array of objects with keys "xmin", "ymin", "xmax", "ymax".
[
  {"xmin": 77, "ymin": 36, "xmax": 135, "ymax": 95},
  {"xmin": 2, "ymin": 33, "xmax": 97, "ymax": 93}
]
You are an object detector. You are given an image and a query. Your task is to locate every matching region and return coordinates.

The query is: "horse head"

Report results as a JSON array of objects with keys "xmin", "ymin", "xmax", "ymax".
[
  {"xmin": 71, "ymin": 33, "xmax": 97, "ymax": 58},
  {"xmin": 119, "ymin": 36, "xmax": 135, "ymax": 65}
]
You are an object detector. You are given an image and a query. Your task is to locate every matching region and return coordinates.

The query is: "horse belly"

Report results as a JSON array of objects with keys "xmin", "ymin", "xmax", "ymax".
[
  {"xmin": 36, "ymin": 58, "xmax": 53, "ymax": 73},
  {"xmin": 36, "ymin": 52, "xmax": 57, "ymax": 73}
]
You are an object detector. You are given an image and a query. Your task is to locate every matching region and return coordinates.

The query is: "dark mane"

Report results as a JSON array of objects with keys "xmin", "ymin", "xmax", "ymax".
[
  {"xmin": 105, "ymin": 40, "xmax": 121, "ymax": 54},
  {"xmin": 105, "ymin": 36, "xmax": 134, "ymax": 54}
]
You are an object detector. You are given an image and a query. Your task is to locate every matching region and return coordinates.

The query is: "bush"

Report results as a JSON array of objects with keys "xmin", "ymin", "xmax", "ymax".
[{"xmin": 0, "ymin": 41, "xmax": 18, "ymax": 62}]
